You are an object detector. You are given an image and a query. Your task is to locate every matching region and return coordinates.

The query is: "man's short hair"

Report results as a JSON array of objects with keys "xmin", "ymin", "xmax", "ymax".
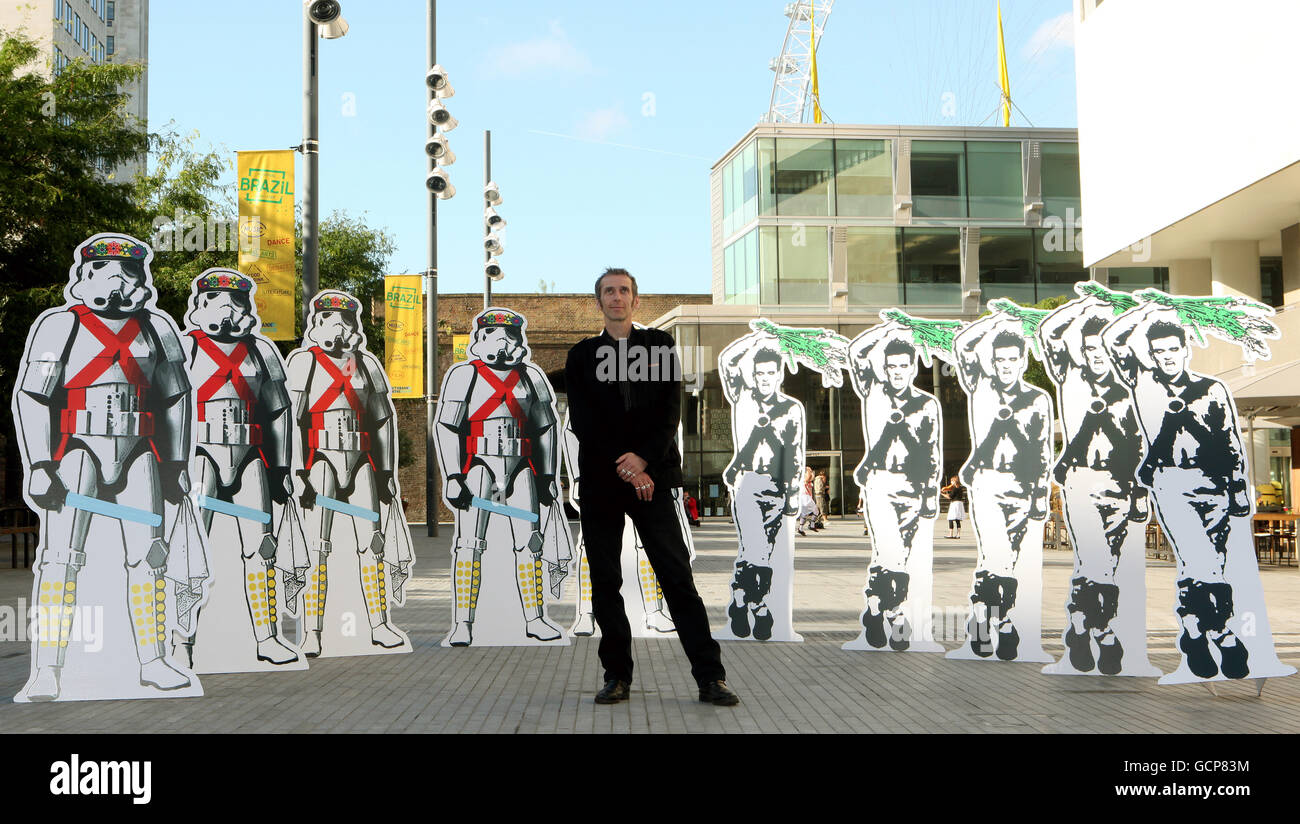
[
  {"xmin": 991, "ymin": 330, "xmax": 1025, "ymax": 354},
  {"xmin": 594, "ymin": 267, "xmax": 638, "ymax": 300},
  {"xmin": 1146, "ymin": 319, "xmax": 1186, "ymax": 345},
  {"xmin": 752, "ymin": 347, "xmax": 783, "ymax": 370},
  {"xmin": 883, "ymin": 337, "xmax": 916, "ymax": 360},
  {"xmin": 1080, "ymin": 315, "xmax": 1108, "ymax": 339}
]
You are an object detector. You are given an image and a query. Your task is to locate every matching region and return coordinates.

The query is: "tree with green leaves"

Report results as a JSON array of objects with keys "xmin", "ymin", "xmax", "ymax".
[{"xmin": 0, "ymin": 31, "xmax": 148, "ymax": 452}]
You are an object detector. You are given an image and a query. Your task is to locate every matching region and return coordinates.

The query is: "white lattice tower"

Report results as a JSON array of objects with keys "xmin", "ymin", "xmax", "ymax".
[{"xmin": 763, "ymin": 0, "xmax": 834, "ymax": 124}]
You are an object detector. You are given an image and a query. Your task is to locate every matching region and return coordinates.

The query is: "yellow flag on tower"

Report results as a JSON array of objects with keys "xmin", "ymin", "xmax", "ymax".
[
  {"xmin": 810, "ymin": 2, "xmax": 822, "ymax": 124},
  {"xmin": 997, "ymin": 1, "xmax": 1012, "ymax": 127}
]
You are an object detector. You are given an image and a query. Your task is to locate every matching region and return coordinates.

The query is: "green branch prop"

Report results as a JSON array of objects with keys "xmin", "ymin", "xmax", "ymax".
[
  {"xmin": 1076, "ymin": 281, "xmax": 1138, "ymax": 315},
  {"xmin": 749, "ymin": 319, "xmax": 849, "ymax": 385},
  {"xmin": 988, "ymin": 298, "xmax": 1051, "ymax": 338},
  {"xmin": 1136, "ymin": 290, "xmax": 1279, "ymax": 360},
  {"xmin": 880, "ymin": 309, "xmax": 962, "ymax": 365}
]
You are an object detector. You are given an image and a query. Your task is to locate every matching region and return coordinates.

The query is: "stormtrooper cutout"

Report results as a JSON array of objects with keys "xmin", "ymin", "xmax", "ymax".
[
  {"xmin": 181, "ymin": 269, "xmax": 309, "ymax": 673},
  {"xmin": 285, "ymin": 290, "xmax": 414, "ymax": 658},
  {"xmin": 13, "ymin": 233, "xmax": 208, "ymax": 702},
  {"xmin": 434, "ymin": 308, "xmax": 571, "ymax": 647}
]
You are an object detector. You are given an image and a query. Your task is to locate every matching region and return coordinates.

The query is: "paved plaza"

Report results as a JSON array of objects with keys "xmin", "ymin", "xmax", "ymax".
[{"xmin": 1, "ymin": 519, "xmax": 1298, "ymax": 734}]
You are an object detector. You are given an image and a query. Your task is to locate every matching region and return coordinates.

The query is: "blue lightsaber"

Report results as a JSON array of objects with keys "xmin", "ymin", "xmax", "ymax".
[
  {"xmin": 65, "ymin": 492, "xmax": 163, "ymax": 528},
  {"xmin": 470, "ymin": 496, "xmax": 539, "ymax": 523},
  {"xmin": 198, "ymin": 495, "xmax": 272, "ymax": 525},
  {"xmin": 316, "ymin": 494, "xmax": 380, "ymax": 522}
]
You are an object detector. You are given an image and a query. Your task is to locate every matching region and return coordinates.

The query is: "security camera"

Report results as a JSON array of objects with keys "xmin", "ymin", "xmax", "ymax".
[
  {"xmin": 425, "ymin": 135, "xmax": 454, "ymax": 163},
  {"xmin": 485, "ymin": 232, "xmax": 504, "ymax": 255},
  {"xmin": 428, "ymin": 100, "xmax": 457, "ymax": 131},
  {"xmin": 485, "ymin": 259, "xmax": 504, "ymax": 281},
  {"xmin": 426, "ymin": 169, "xmax": 455, "ymax": 199},
  {"xmin": 484, "ymin": 206, "xmax": 505, "ymax": 229},
  {"xmin": 426, "ymin": 64, "xmax": 454, "ymax": 98},
  {"xmin": 483, "ymin": 181, "xmax": 502, "ymax": 205},
  {"xmin": 308, "ymin": 0, "xmax": 342, "ymax": 24}
]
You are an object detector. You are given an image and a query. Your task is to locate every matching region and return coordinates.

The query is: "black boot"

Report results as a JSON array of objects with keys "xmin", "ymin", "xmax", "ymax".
[
  {"xmin": 1214, "ymin": 633, "xmax": 1250, "ymax": 679},
  {"xmin": 727, "ymin": 599, "xmax": 750, "ymax": 638},
  {"xmin": 967, "ymin": 613, "xmax": 992, "ymax": 657},
  {"xmin": 1096, "ymin": 634, "xmax": 1123, "ymax": 676},
  {"xmin": 861, "ymin": 608, "xmax": 887, "ymax": 648},
  {"xmin": 1179, "ymin": 630, "xmax": 1218, "ymax": 678},
  {"xmin": 751, "ymin": 607, "xmax": 774, "ymax": 641},
  {"xmin": 887, "ymin": 615, "xmax": 911, "ymax": 652},
  {"xmin": 995, "ymin": 624, "xmax": 1020, "ymax": 661},
  {"xmin": 750, "ymin": 566, "xmax": 774, "ymax": 641},
  {"xmin": 1065, "ymin": 625, "xmax": 1095, "ymax": 672},
  {"xmin": 728, "ymin": 562, "xmax": 754, "ymax": 638}
]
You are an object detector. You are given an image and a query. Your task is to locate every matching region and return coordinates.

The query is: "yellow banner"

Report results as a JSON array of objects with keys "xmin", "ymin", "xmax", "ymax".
[
  {"xmin": 237, "ymin": 150, "xmax": 296, "ymax": 340},
  {"xmin": 384, "ymin": 275, "xmax": 424, "ymax": 398},
  {"xmin": 453, "ymin": 335, "xmax": 470, "ymax": 362}
]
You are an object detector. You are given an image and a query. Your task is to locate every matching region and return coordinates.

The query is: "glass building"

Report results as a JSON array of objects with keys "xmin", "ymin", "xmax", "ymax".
[{"xmin": 652, "ymin": 123, "xmax": 1167, "ymax": 519}]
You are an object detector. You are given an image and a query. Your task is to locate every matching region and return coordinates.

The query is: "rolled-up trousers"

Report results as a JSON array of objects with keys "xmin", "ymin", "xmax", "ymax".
[{"xmin": 580, "ymin": 482, "xmax": 725, "ymax": 686}]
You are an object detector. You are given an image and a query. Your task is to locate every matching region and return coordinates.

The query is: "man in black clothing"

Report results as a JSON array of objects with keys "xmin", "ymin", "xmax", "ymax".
[{"xmin": 564, "ymin": 268, "xmax": 738, "ymax": 706}]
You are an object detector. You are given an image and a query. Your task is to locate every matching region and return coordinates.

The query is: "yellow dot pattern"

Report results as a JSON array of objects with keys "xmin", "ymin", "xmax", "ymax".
[
  {"xmin": 454, "ymin": 558, "xmax": 482, "ymax": 610},
  {"xmin": 362, "ymin": 563, "xmax": 388, "ymax": 617},
  {"xmin": 137, "ymin": 577, "xmax": 166, "ymax": 646},
  {"xmin": 306, "ymin": 562, "xmax": 327, "ymax": 620},
  {"xmin": 639, "ymin": 559, "xmax": 663, "ymax": 603},
  {"xmin": 518, "ymin": 556, "xmax": 545, "ymax": 611},
  {"xmin": 247, "ymin": 567, "xmax": 278, "ymax": 628},
  {"xmin": 579, "ymin": 557, "xmax": 591, "ymax": 604}
]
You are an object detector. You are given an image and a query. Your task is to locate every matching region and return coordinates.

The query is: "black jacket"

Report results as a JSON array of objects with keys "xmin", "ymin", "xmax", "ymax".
[{"xmin": 565, "ymin": 326, "xmax": 684, "ymax": 490}]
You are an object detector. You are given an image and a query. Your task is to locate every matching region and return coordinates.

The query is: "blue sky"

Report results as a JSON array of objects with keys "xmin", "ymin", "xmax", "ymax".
[{"xmin": 149, "ymin": 0, "xmax": 1078, "ymax": 296}]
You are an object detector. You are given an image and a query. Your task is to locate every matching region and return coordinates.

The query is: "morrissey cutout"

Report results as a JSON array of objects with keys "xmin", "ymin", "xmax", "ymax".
[
  {"xmin": 1103, "ymin": 290, "xmax": 1294, "ymax": 685},
  {"xmin": 13, "ymin": 233, "xmax": 207, "ymax": 702},
  {"xmin": 945, "ymin": 301, "xmax": 1054, "ymax": 664},
  {"xmin": 434, "ymin": 307, "xmax": 571, "ymax": 647},
  {"xmin": 715, "ymin": 320, "xmax": 848, "ymax": 642},
  {"xmin": 1038, "ymin": 283, "xmax": 1161, "ymax": 678},
  {"xmin": 843, "ymin": 310, "xmax": 954, "ymax": 654}
]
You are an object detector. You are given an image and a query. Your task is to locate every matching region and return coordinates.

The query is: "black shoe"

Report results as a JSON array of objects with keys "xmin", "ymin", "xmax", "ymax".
[
  {"xmin": 698, "ymin": 680, "xmax": 740, "ymax": 706},
  {"xmin": 1065, "ymin": 627, "xmax": 1095, "ymax": 672},
  {"xmin": 995, "ymin": 625, "xmax": 1020, "ymax": 661},
  {"xmin": 728, "ymin": 600, "xmax": 751, "ymax": 638},
  {"xmin": 968, "ymin": 616, "xmax": 992, "ymax": 657},
  {"xmin": 1179, "ymin": 631, "xmax": 1218, "ymax": 678},
  {"xmin": 887, "ymin": 616, "xmax": 911, "ymax": 652},
  {"xmin": 751, "ymin": 608, "xmax": 774, "ymax": 641},
  {"xmin": 1097, "ymin": 636, "xmax": 1123, "ymax": 676},
  {"xmin": 861, "ymin": 608, "xmax": 888, "ymax": 649},
  {"xmin": 797, "ymin": 528, "xmax": 807, "ymax": 537},
  {"xmin": 1214, "ymin": 634, "xmax": 1250, "ymax": 679},
  {"xmin": 594, "ymin": 679, "xmax": 631, "ymax": 704}
]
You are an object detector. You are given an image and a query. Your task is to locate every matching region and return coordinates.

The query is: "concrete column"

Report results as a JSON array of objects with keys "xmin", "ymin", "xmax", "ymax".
[
  {"xmin": 1292, "ymin": 426, "xmax": 1299, "ymax": 511},
  {"xmin": 1280, "ymin": 223, "xmax": 1300, "ymax": 306},
  {"xmin": 1168, "ymin": 258, "xmax": 1212, "ymax": 295},
  {"xmin": 1209, "ymin": 240, "xmax": 1262, "ymax": 300}
]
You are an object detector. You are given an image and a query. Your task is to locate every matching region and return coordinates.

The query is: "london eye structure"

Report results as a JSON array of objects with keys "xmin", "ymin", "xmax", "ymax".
[{"xmin": 763, "ymin": 1, "xmax": 834, "ymax": 124}]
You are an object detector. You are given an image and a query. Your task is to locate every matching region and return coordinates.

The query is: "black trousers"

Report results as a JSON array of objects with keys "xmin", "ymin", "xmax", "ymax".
[{"xmin": 580, "ymin": 484, "xmax": 725, "ymax": 686}]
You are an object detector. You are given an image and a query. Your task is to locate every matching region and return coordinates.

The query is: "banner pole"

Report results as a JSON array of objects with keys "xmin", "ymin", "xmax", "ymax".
[{"xmin": 426, "ymin": 0, "xmax": 439, "ymax": 538}]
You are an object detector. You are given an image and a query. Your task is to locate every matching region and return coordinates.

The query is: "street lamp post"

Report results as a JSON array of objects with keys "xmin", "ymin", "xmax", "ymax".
[
  {"xmin": 301, "ymin": 0, "xmax": 348, "ymax": 325},
  {"xmin": 424, "ymin": 1, "xmax": 458, "ymax": 536}
]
